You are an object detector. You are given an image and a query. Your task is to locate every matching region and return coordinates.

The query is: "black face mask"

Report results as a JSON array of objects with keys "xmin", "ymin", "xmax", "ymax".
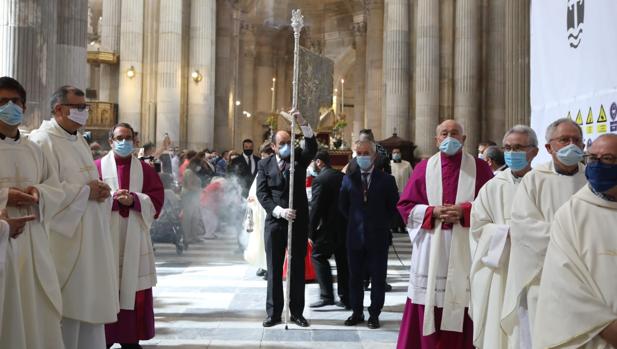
[{"xmin": 243, "ymin": 149, "xmax": 253, "ymax": 156}]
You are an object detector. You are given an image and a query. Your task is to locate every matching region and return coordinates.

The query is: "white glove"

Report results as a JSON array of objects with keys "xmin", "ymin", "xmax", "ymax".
[{"xmin": 274, "ymin": 206, "xmax": 296, "ymax": 221}]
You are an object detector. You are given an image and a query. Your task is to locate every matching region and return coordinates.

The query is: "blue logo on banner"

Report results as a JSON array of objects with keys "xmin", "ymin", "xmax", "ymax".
[{"xmin": 611, "ymin": 102, "xmax": 617, "ymax": 121}]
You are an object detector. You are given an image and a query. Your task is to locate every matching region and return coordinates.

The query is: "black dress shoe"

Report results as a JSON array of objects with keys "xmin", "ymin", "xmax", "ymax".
[
  {"xmin": 335, "ymin": 300, "xmax": 351, "ymax": 310},
  {"xmin": 310, "ymin": 299, "xmax": 335, "ymax": 308},
  {"xmin": 290, "ymin": 315, "xmax": 310, "ymax": 327},
  {"xmin": 344, "ymin": 313, "xmax": 365, "ymax": 326},
  {"xmin": 367, "ymin": 316, "xmax": 380, "ymax": 329},
  {"xmin": 385, "ymin": 283, "xmax": 393, "ymax": 292},
  {"xmin": 262, "ymin": 317, "xmax": 282, "ymax": 327},
  {"xmin": 256, "ymin": 268, "xmax": 267, "ymax": 277}
]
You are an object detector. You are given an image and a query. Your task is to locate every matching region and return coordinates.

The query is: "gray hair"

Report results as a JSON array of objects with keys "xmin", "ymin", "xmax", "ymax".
[
  {"xmin": 503, "ymin": 124, "xmax": 539, "ymax": 147},
  {"xmin": 544, "ymin": 118, "xmax": 582, "ymax": 143},
  {"xmin": 435, "ymin": 119, "xmax": 465, "ymax": 135},
  {"xmin": 49, "ymin": 85, "xmax": 85, "ymax": 113},
  {"xmin": 355, "ymin": 139, "xmax": 376, "ymax": 155},
  {"xmin": 484, "ymin": 145, "xmax": 505, "ymax": 166}
]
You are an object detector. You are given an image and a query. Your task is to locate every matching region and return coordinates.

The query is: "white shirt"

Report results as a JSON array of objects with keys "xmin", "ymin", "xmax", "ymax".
[{"xmin": 243, "ymin": 153, "xmax": 256, "ymax": 174}]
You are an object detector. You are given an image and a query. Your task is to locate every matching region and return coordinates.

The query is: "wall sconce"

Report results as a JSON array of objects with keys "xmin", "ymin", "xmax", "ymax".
[
  {"xmin": 126, "ymin": 65, "xmax": 136, "ymax": 79},
  {"xmin": 243, "ymin": 111, "xmax": 252, "ymax": 118},
  {"xmin": 191, "ymin": 70, "xmax": 203, "ymax": 83},
  {"xmin": 235, "ymin": 100, "xmax": 241, "ymax": 106}
]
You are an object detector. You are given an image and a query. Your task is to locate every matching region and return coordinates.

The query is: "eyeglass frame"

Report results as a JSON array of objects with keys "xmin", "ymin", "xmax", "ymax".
[
  {"xmin": 59, "ymin": 103, "xmax": 90, "ymax": 112},
  {"xmin": 583, "ymin": 154, "xmax": 617, "ymax": 165},
  {"xmin": 501, "ymin": 144, "xmax": 536, "ymax": 152}
]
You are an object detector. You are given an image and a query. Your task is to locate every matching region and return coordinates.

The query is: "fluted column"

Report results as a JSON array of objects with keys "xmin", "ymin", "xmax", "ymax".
[
  {"xmin": 214, "ymin": 2, "xmax": 234, "ymax": 150},
  {"xmin": 352, "ymin": 19, "xmax": 367, "ymax": 140},
  {"xmin": 454, "ymin": 0, "xmax": 481, "ymax": 152},
  {"xmin": 505, "ymin": 0, "xmax": 530, "ymax": 128},
  {"xmin": 118, "ymin": 0, "xmax": 144, "ymax": 130},
  {"xmin": 56, "ymin": 0, "xmax": 88, "ymax": 88},
  {"xmin": 365, "ymin": 0, "xmax": 384, "ymax": 140},
  {"xmin": 382, "ymin": 0, "xmax": 410, "ymax": 139},
  {"xmin": 140, "ymin": 0, "xmax": 160, "ymax": 145},
  {"xmin": 415, "ymin": 0, "xmax": 440, "ymax": 155},
  {"xmin": 440, "ymin": 0, "xmax": 455, "ymax": 120},
  {"xmin": 238, "ymin": 23, "xmax": 256, "ymax": 147},
  {"xmin": 486, "ymin": 0, "xmax": 506, "ymax": 141},
  {"xmin": 188, "ymin": 0, "xmax": 217, "ymax": 150},
  {"xmin": 99, "ymin": 0, "xmax": 121, "ymax": 102},
  {"xmin": 156, "ymin": 0, "xmax": 182, "ymax": 144},
  {"xmin": 0, "ymin": 0, "xmax": 57, "ymax": 128},
  {"xmin": 254, "ymin": 28, "xmax": 275, "ymax": 140}
]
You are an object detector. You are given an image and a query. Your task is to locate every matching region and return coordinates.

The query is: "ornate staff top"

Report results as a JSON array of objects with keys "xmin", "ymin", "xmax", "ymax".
[{"xmin": 291, "ymin": 9, "xmax": 304, "ymax": 36}]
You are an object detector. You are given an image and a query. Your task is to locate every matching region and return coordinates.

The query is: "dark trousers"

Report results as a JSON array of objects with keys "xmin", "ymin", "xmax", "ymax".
[
  {"xmin": 348, "ymin": 244, "xmax": 388, "ymax": 318},
  {"xmin": 311, "ymin": 240, "xmax": 349, "ymax": 304},
  {"xmin": 264, "ymin": 221, "xmax": 307, "ymax": 319}
]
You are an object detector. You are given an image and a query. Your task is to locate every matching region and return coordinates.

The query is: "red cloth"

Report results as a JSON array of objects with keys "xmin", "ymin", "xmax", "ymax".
[
  {"xmin": 199, "ymin": 181, "xmax": 224, "ymax": 212},
  {"xmin": 397, "ymin": 152, "xmax": 493, "ymax": 230},
  {"xmin": 105, "ymin": 289, "xmax": 155, "ymax": 345},
  {"xmin": 396, "ymin": 299, "xmax": 474, "ymax": 349},
  {"xmin": 283, "ymin": 242, "xmax": 316, "ymax": 282},
  {"xmin": 178, "ymin": 159, "xmax": 190, "ymax": 184},
  {"xmin": 95, "ymin": 155, "xmax": 165, "ymax": 219}
]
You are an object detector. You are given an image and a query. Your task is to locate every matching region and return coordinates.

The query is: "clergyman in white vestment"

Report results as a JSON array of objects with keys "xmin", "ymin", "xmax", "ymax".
[
  {"xmin": 534, "ymin": 134, "xmax": 617, "ymax": 349},
  {"xmin": 469, "ymin": 125, "xmax": 539, "ymax": 349},
  {"xmin": 0, "ymin": 76, "xmax": 65, "ymax": 349},
  {"xmin": 29, "ymin": 85, "xmax": 119, "ymax": 349},
  {"xmin": 502, "ymin": 118, "xmax": 587, "ymax": 348}
]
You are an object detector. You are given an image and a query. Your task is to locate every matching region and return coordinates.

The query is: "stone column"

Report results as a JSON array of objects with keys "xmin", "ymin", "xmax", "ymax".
[
  {"xmin": 454, "ymin": 0, "xmax": 481, "ymax": 152},
  {"xmin": 188, "ymin": 0, "xmax": 216, "ymax": 150},
  {"xmin": 118, "ymin": 0, "xmax": 144, "ymax": 130},
  {"xmin": 238, "ymin": 22, "xmax": 256, "ymax": 146},
  {"xmin": 140, "ymin": 0, "xmax": 160, "ymax": 145},
  {"xmin": 254, "ymin": 28, "xmax": 275, "ymax": 141},
  {"xmin": 505, "ymin": 0, "xmax": 530, "ymax": 128},
  {"xmin": 56, "ymin": 0, "xmax": 88, "ymax": 89},
  {"xmin": 156, "ymin": 0, "xmax": 183, "ymax": 144},
  {"xmin": 440, "ymin": 0, "xmax": 455, "ymax": 120},
  {"xmin": 214, "ymin": 2, "xmax": 233, "ymax": 150},
  {"xmin": 486, "ymin": 0, "xmax": 506, "ymax": 141},
  {"xmin": 99, "ymin": 0, "xmax": 121, "ymax": 102},
  {"xmin": 0, "ymin": 0, "xmax": 57, "ymax": 128},
  {"xmin": 352, "ymin": 18, "xmax": 367, "ymax": 140},
  {"xmin": 415, "ymin": 0, "xmax": 440, "ymax": 155},
  {"xmin": 364, "ymin": 0, "xmax": 384, "ymax": 140},
  {"xmin": 382, "ymin": 0, "xmax": 410, "ymax": 139}
]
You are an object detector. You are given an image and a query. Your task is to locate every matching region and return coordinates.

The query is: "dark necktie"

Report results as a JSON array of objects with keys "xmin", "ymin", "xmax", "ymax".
[{"xmin": 362, "ymin": 173, "xmax": 369, "ymax": 203}]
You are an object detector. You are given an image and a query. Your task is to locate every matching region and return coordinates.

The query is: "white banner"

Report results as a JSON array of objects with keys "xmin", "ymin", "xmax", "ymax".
[{"xmin": 531, "ymin": 0, "xmax": 617, "ymax": 163}]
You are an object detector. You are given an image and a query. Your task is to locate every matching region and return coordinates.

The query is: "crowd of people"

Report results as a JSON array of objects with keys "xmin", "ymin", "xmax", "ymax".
[{"xmin": 1, "ymin": 73, "xmax": 617, "ymax": 349}]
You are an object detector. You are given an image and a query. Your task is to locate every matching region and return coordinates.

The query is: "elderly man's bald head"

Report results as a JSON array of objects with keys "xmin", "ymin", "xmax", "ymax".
[
  {"xmin": 589, "ymin": 134, "xmax": 617, "ymax": 154},
  {"xmin": 272, "ymin": 130, "xmax": 291, "ymax": 146},
  {"xmin": 435, "ymin": 119, "xmax": 466, "ymax": 150}
]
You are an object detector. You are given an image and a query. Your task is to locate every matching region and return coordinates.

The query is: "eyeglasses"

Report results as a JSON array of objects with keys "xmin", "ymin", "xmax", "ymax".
[
  {"xmin": 0, "ymin": 97, "xmax": 23, "ymax": 106},
  {"xmin": 502, "ymin": 144, "xmax": 534, "ymax": 152},
  {"xmin": 549, "ymin": 136, "xmax": 582, "ymax": 145},
  {"xmin": 583, "ymin": 154, "xmax": 617, "ymax": 165},
  {"xmin": 61, "ymin": 103, "xmax": 90, "ymax": 112}
]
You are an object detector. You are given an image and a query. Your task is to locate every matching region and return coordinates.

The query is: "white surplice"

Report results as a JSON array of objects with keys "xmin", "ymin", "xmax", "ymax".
[
  {"xmin": 407, "ymin": 152, "xmax": 476, "ymax": 335},
  {"xmin": 101, "ymin": 152, "xmax": 157, "ymax": 310},
  {"xmin": 30, "ymin": 120, "xmax": 119, "ymax": 324},
  {"xmin": 502, "ymin": 161, "xmax": 586, "ymax": 348},
  {"xmin": 469, "ymin": 168, "xmax": 520, "ymax": 349},
  {"xmin": 391, "ymin": 160, "xmax": 413, "ymax": 193},
  {"xmin": 533, "ymin": 186, "xmax": 617, "ymax": 349},
  {"xmin": 0, "ymin": 187, "xmax": 27, "ymax": 348},
  {"xmin": 0, "ymin": 135, "xmax": 65, "ymax": 349},
  {"xmin": 243, "ymin": 175, "xmax": 267, "ymax": 270}
]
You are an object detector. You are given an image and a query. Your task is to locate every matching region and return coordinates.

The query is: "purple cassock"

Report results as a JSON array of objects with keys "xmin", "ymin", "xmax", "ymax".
[
  {"xmin": 395, "ymin": 152, "xmax": 493, "ymax": 349},
  {"xmin": 95, "ymin": 155, "xmax": 164, "ymax": 346}
]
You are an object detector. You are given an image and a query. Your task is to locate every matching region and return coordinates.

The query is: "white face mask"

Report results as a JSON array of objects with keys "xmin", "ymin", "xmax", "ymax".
[{"xmin": 68, "ymin": 108, "xmax": 89, "ymax": 126}]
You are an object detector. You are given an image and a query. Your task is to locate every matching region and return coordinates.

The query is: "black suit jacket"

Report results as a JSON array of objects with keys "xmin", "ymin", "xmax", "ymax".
[
  {"xmin": 230, "ymin": 153, "xmax": 260, "ymax": 191},
  {"xmin": 256, "ymin": 136, "xmax": 318, "ymax": 231},
  {"xmin": 309, "ymin": 167, "xmax": 346, "ymax": 247}
]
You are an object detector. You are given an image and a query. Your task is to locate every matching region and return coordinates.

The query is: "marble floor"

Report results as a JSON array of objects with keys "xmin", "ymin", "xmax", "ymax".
[{"xmin": 116, "ymin": 230, "xmax": 411, "ymax": 349}]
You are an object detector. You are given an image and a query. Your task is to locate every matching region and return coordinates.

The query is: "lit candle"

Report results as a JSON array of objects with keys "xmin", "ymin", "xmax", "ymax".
[
  {"xmin": 271, "ymin": 77, "xmax": 276, "ymax": 112},
  {"xmin": 340, "ymin": 78, "xmax": 345, "ymax": 115}
]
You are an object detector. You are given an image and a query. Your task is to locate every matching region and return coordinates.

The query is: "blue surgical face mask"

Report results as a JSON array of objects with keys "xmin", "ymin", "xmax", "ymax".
[
  {"xmin": 279, "ymin": 143, "xmax": 291, "ymax": 159},
  {"xmin": 0, "ymin": 101, "xmax": 24, "ymax": 126},
  {"xmin": 585, "ymin": 161, "xmax": 617, "ymax": 193},
  {"xmin": 357, "ymin": 155, "xmax": 373, "ymax": 171},
  {"xmin": 439, "ymin": 137, "xmax": 463, "ymax": 156},
  {"xmin": 504, "ymin": 151, "xmax": 529, "ymax": 172},
  {"xmin": 309, "ymin": 167, "xmax": 319, "ymax": 177},
  {"xmin": 393, "ymin": 153, "xmax": 402, "ymax": 161},
  {"xmin": 113, "ymin": 139, "xmax": 134, "ymax": 158},
  {"xmin": 556, "ymin": 144, "xmax": 584, "ymax": 166}
]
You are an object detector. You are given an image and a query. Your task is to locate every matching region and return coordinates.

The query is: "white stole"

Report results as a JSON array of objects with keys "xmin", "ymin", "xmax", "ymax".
[
  {"xmin": 101, "ymin": 153, "xmax": 157, "ymax": 309},
  {"xmin": 423, "ymin": 152, "xmax": 476, "ymax": 335}
]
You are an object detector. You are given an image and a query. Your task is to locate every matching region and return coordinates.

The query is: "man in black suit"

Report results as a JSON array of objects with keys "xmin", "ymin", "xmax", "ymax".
[
  {"xmin": 256, "ymin": 112, "xmax": 317, "ymax": 328},
  {"xmin": 339, "ymin": 139, "xmax": 399, "ymax": 329},
  {"xmin": 230, "ymin": 139, "xmax": 261, "ymax": 196},
  {"xmin": 308, "ymin": 151, "xmax": 349, "ymax": 309}
]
